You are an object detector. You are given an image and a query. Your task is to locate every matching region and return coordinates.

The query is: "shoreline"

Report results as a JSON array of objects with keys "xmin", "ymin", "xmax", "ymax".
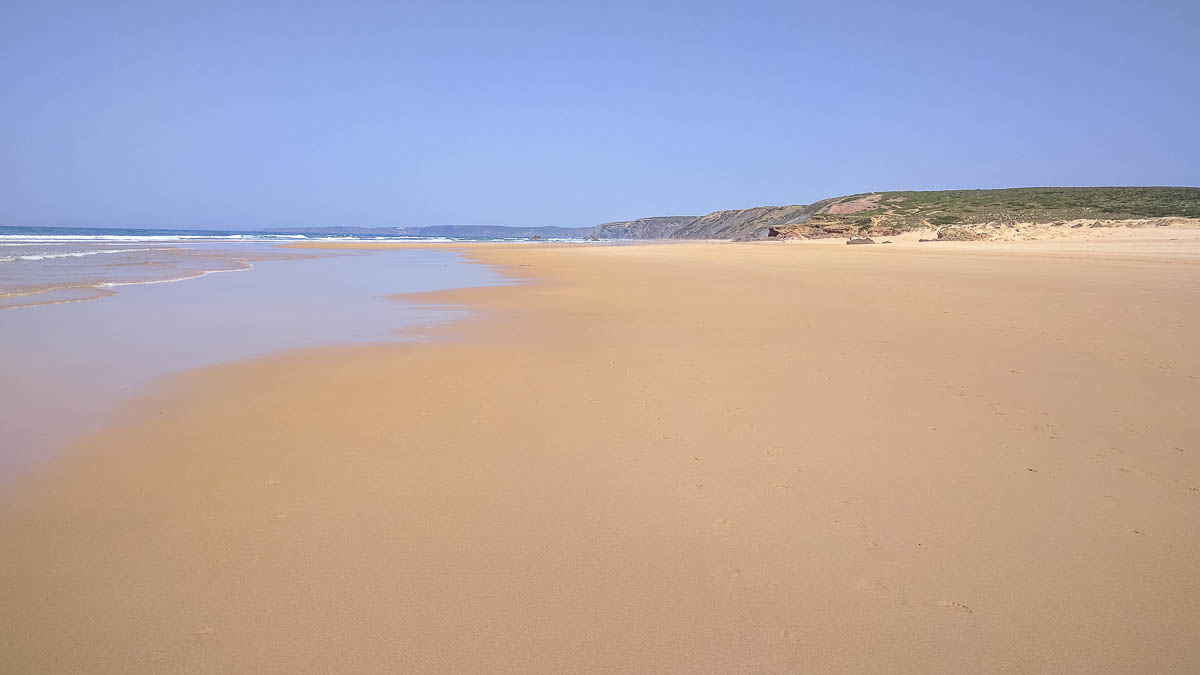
[
  {"xmin": 3, "ymin": 236, "xmax": 1199, "ymax": 671},
  {"xmin": 0, "ymin": 247, "xmax": 506, "ymax": 480}
]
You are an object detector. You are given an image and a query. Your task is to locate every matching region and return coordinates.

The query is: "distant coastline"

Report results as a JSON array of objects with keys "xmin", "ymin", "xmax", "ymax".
[
  {"xmin": 7, "ymin": 186, "xmax": 1199, "ymax": 244},
  {"xmin": 276, "ymin": 185, "xmax": 1200, "ymax": 241}
]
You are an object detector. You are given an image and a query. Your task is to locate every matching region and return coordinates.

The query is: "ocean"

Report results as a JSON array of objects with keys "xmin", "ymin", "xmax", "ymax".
[
  {"xmin": 0, "ymin": 225, "xmax": 562, "ymax": 310},
  {"xmin": 0, "ymin": 227, "xmax": 517, "ymax": 477}
]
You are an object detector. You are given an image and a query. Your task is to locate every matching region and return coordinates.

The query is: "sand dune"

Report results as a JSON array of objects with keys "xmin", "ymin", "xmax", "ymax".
[{"xmin": 3, "ymin": 237, "xmax": 1199, "ymax": 672}]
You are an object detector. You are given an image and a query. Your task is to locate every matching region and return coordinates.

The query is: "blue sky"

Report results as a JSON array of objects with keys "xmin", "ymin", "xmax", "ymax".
[{"xmin": 1, "ymin": 0, "xmax": 1197, "ymax": 229}]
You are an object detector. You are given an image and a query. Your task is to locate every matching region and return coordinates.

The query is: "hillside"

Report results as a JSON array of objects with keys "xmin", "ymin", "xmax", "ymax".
[
  {"xmin": 587, "ymin": 187, "xmax": 1199, "ymax": 241},
  {"xmin": 591, "ymin": 216, "xmax": 695, "ymax": 239},
  {"xmin": 279, "ymin": 187, "xmax": 1200, "ymax": 241},
  {"xmin": 758, "ymin": 187, "xmax": 1200, "ymax": 241},
  {"xmin": 668, "ymin": 201, "xmax": 842, "ymax": 240},
  {"xmin": 587, "ymin": 201, "xmax": 843, "ymax": 240}
]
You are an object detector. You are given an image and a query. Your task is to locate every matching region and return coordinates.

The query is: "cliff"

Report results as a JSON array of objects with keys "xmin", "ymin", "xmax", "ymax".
[
  {"xmin": 666, "ymin": 199, "xmax": 841, "ymax": 240},
  {"xmin": 591, "ymin": 216, "xmax": 696, "ymax": 239},
  {"xmin": 279, "ymin": 187, "xmax": 1200, "ymax": 242},
  {"xmin": 762, "ymin": 187, "xmax": 1200, "ymax": 241}
]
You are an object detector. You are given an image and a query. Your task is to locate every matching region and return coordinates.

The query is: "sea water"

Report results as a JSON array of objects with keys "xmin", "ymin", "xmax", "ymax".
[
  {"xmin": 0, "ymin": 234, "xmax": 514, "ymax": 479},
  {"xmin": 0, "ymin": 225, "xmax": 554, "ymax": 309}
]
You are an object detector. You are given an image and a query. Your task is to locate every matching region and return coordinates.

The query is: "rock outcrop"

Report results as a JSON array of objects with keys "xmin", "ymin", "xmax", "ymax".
[
  {"xmin": 670, "ymin": 199, "xmax": 842, "ymax": 240},
  {"xmin": 767, "ymin": 223, "xmax": 855, "ymax": 239},
  {"xmin": 765, "ymin": 222, "xmax": 902, "ymax": 241},
  {"xmin": 591, "ymin": 216, "xmax": 696, "ymax": 239},
  {"xmin": 936, "ymin": 227, "xmax": 988, "ymax": 241}
]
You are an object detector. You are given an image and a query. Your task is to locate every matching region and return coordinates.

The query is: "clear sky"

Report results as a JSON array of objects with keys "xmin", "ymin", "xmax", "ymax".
[{"xmin": 1, "ymin": 0, "xmax": 1197, "ymax": 229}]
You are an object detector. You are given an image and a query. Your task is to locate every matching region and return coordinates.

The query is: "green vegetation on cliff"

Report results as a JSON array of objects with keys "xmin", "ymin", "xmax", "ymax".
[
  {"xmin": 805, "ymin": 187, "xmax": 1200, "ymax": 233},
  {"xmin": 651, "ymin": 187, "xmax": 1200, "ymax": 240}
]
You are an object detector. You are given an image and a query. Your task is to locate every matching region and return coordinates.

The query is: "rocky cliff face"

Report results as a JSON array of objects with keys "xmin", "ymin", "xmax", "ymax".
[
  {"xmin": 625, "ymin": 187, "xmax": 1200, "ymax": 241},
  {"xmin": 667, "ymin": 198, "xmax": 840, "ymax": 240},
  {"xmin": 284, "ymin": 187, "xmax": 1200, "ymax": 242},
  {"xmin": 584, "ymin": 199, "xmax": 838, "ymax": 241},
  {"xmin": 591, "ymin": 216, "xmax": 696, "ymax": 239}
]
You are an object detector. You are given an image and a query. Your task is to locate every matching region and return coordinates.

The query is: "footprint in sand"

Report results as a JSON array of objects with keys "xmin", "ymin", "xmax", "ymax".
[
  {"xmin": 774, "ymin": 628, "xmax": 803, "ymax": 647},
  {"xmin": 835, "ymin": 501, "xmax": 884, "ymax": 551},
  {"xmin": 739, "ymin": 631, "xmax": 806, "ymax": 671},
  {"xmin": 673, "ymin": 480, "xmax": 708, "ymax": 501},
  {"xmin": 187, "ymin": 627, "xmax": 215, "ymax": 645},
  {"xmin": 858, "ymin": 578, "xmax": 889, "ymax": 593},
  {"xmin": 857, "ymin": 578, "xmax": 907, "ymax": 604},
  {"xmin": 713, "ymin": 518, "xmax": 733, "ymax": 537},
  {"xmin": 835, "ymin": 502, "xmax": 868, "ymax": 530},
  {"xmin": 713, "ymin": 565, "xmax": 746, "ymax": 588}
]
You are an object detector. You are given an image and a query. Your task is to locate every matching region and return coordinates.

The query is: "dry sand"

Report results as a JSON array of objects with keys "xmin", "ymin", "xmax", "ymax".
[{"xmin": 3, "ymin": 235, "xmax": 1200, "ymax": 672}]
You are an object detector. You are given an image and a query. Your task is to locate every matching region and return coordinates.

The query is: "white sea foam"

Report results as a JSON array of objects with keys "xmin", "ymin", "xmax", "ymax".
[
  {"xmin": 0, "ymin": 233, "xmax": 523, "ymax": 244},
  {"xmin": 0, "ymin": 234, "xmax": 214, "ymax": 241},
  {"xmin": 0, "ymin": 248, "xmax": 159, "ymax": 262},
  {"xmin": 0, "ymin": 234, "xmax": 309, "ymax": 243},
  {"xmin": 97, "ymin": 263, "xmax": 253, "ymax": 287}
]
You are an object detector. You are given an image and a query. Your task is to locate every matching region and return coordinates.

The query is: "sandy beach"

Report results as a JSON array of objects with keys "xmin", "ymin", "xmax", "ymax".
[{"xmin": 3, "ymin": 236, "xmax": 1200, "ymax": 672}]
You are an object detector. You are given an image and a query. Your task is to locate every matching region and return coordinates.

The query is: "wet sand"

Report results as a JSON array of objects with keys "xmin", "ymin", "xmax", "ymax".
[
  {"xmin": 0, "ymin": 248, "xmax": 504, "ymax": 477},
  {"xmin": 3, "ymin": 236, "xmax": 1200, "ymax": 672}
]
